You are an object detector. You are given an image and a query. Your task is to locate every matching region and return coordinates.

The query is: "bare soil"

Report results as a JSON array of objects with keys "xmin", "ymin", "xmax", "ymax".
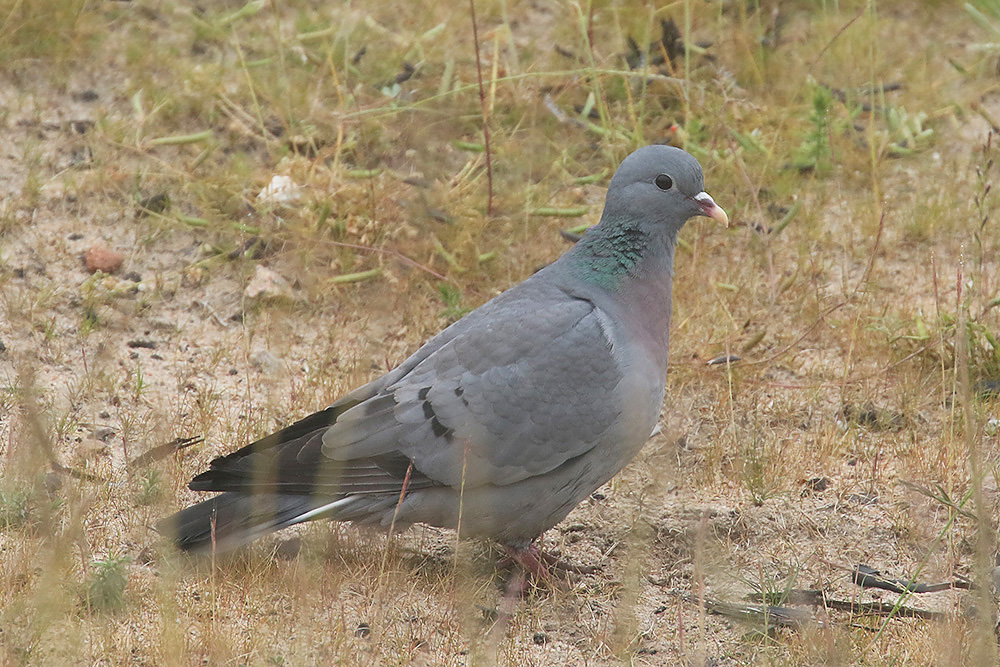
[{"xmin": 2, "ymin": 2, "xmax": 1000, "ymax": 665}]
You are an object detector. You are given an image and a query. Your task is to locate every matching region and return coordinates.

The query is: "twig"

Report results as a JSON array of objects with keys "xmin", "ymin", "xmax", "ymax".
[
  {"xmin": 128, "ymin": 436, "xmax": 203, "ymax": 469},
  {"xmin": 746, "ymin": 589, "xmax": 947, "ymax": 621},
  {"xmin": 851, "ymin": 564, "xmax": 964, "ymax": 594},
  {"xmin": 669, "ymin": 592, "xmax": 811, "ymax": 629},
  {"xmin": 50, "ymin": 461, "xmax": 105, "ymax": 483},
  {"xmin": 898, "ymin": 480, "xmax": 977, "ymax": 521},
  {"xmin": 468, "ymin": 0, "xmax": 493, "ymax": 215},
  {"xmin": 809, "ymin": 3, "xmax": 867, "ymax": 68},
  {"xmin": 317, "ymin": 239, "xmax": 449, "ymax": 281},
  {"xmin": 856, "ymin": 210, "xmax": 886, "ymax": 293}
]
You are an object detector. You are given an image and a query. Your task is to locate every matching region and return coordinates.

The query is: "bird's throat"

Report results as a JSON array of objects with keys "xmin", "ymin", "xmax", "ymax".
[
  {"xmin": 565, "ymin": 220, "xmax": 675, "ymax": 356},
  {"xmin": 568, "ymin": 219, "xmax": 676, "ymax": 292},
  {"xmin": 569, "ymin": 223, "xmax": 648, "ymax": 289}
]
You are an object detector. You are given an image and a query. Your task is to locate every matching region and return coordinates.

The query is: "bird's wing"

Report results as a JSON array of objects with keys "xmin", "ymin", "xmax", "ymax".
[
  {"xmin": 186, "ymin": 404, "xmax": 441, "ymax": 496},
  {"xmin": 322, "ymin": 279, "xmax": 627, "ymax": 487}
]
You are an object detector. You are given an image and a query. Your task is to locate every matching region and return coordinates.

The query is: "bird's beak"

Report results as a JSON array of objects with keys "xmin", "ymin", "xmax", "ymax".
[{"xmin": 693, "ymin": 192, "xmax": 729, "ymax": 227}]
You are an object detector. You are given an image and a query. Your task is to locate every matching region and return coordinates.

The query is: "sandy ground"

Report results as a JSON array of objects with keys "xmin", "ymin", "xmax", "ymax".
[{"xmin": 3, "ymin": 2, "xmax": 1000, "ymax": 665}]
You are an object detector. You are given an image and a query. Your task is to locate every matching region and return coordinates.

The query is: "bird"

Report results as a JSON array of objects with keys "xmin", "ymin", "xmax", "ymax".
[{"xmin": 159, "ymin": 145, "xmax": 728, "ymax": 579}]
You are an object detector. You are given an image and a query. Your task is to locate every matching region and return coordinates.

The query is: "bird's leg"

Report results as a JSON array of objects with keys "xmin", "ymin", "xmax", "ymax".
[
  {"xmin": 503, "ymin": 543, "xmax": 551, "ymax": 581},
  {"xmin": 498, "ymin": 541, "xmax": 600, "ymax": 594},
  {"xmin": 498, "ymin": 543, "xmax": 551, "ymax": 598}
]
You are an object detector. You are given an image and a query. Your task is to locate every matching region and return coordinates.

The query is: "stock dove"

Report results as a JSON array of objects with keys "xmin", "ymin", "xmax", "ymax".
[{"xmin": 161, "ymin": 145, "xmax": 728, "ymax": 576}]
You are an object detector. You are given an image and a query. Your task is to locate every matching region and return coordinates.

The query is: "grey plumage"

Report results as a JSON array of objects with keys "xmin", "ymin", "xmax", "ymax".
[{"xmin": 160, "ymin": 145, "xmax": 727, "ymax": 554}]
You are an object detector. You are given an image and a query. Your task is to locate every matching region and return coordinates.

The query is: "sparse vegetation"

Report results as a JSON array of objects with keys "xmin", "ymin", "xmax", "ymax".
[
  {"xmin": 2, "ymin": 0, "xmax": 1000, "ymax": 664},
  {"xmin": 84, "ymin": 553, "xmax": 130, "ymax": 614},
  {"xmin": 134, "ymin": 468, "xmax": 165, "ymax": 506},
  {"xmin": 791, "ymin": 78, "xmax": 835, "ymax": 173},
  {"xmin": 0, "ymin": 487, "xmax": 31, "ymax": 531}
]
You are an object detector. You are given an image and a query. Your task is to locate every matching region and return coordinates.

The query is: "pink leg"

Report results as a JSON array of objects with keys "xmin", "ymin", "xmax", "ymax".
[
  {"xmin": 504, "ymin": 543, "xmax": 551, "ymax": 581},
  {"xmin": 498, "ymin": 542, "xmax": 601, "ymax": 597},
  {"xmin": 499, "ymin": 544, "xmax": 548, "ymax": 601}
]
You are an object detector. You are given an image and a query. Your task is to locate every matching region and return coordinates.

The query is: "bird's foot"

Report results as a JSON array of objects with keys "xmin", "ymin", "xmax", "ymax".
[
  {"xmin": 535, "ymin": 549, "xmax": 600, "ymax": 575},
  {"xmin": 498, "ymin": 543, "xmax": 599, "ymax": 596}
]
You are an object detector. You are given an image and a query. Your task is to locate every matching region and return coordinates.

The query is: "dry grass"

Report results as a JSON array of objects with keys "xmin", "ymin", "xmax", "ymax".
[{"xmin": 2, "ymin": 0, "xmax": 1000, "ymax": 664}]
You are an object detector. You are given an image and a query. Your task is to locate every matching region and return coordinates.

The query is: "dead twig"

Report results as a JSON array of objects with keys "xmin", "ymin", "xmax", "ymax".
[
  {"xmin": 898, "ymin": 480, "xmax": 978, "ymax": 521},
  {"xmin": 128, "ymin": 436, "xmax": 203, "ymax": 469},
  {"xmin": 745, "ymin": 589, "xmax": 947, "ymax": 621},
  {"xmin": 668, "ymin": 591, "xmax": 811, "ymax": 629},
  {"xmin": 468, "ymin": 0, "xmax": 493, "ymax": 215},
  {"xmin": 317, "ymin": 239, "xmax": 449, "ymax": 282},
  {"xmin": 50, "ymin": 461, "xmax": 105, "ymax": 483}
]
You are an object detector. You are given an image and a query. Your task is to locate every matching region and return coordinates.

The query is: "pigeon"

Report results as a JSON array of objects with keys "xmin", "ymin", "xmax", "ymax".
[{"xmin": 160, "ymin": 145, "xmax": 727, "ymax": 576}]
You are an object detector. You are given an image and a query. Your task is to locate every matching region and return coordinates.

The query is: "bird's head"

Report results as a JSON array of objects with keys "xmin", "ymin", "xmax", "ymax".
[{"xmin": 603, "ymin": 144, "xmax": 728, "ymax": 231}]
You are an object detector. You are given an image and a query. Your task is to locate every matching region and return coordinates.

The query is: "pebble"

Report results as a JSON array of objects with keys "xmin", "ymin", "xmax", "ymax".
[
  {"xmin": 250, "ymin": 349, "xmax": 284, "ymax": 376},
  {"xmin": 244, "ymin": 264, "xmax": 293, "ymax": 300},
  {"xmin": 257, "ymin": 174, "xmax": 302, "ymax": 206},
  {"xmin": 77, "ymin": 437, "xmax": 109, "ymax": 459},
  {"xmin": 85, "ymin": 244, "xmax": 124, "ymax": 274}
]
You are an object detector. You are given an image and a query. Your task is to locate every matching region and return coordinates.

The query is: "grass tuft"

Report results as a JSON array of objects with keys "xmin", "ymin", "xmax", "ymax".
[{"xmin": 84, "ymin": 554, "xmax": 130, "ymax": 614}]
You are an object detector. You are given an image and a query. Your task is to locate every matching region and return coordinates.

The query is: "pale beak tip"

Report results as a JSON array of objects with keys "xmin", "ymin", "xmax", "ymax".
[
  {"xmin": 694, "ymin": 192, "xmax": 729, "ymax": 227},
  {"xmin": 713, "ymin": 205, "xmax": 730, "ymax": 227}
]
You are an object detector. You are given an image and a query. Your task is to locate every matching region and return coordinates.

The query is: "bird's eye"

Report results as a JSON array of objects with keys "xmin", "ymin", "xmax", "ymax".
[{"xmin": 654, "ymin": 174, "xmax": 673, "ymax": 191}]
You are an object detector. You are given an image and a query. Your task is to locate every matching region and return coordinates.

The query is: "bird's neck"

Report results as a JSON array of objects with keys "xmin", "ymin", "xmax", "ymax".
[
  {"xmin": 563, "ymin": 218, "xmax": 676, "ymax": 356},
  {"xmin": 566, "ymin": 217, "xmax": 676, "ymax": 292}
]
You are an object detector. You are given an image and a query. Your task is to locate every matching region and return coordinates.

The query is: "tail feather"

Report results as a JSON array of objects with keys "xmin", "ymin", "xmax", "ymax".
[
  {"xmin": 160, "ymin": 402, "xmax": 439, "ymax": 552},
  {"xmin": 158, "ymin": 492, "xmax": 329, "ymax": 552}
]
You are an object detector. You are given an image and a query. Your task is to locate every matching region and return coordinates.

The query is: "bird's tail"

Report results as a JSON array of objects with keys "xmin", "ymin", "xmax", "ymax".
[{"xmin": 157, "ymin": 492, "xmax": 329, "ymax": 553}]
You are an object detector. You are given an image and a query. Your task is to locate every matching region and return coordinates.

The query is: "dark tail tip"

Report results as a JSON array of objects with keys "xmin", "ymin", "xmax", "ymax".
[{"xmin": 157, "ymin": 492, "xmax": 323, "ymax": 553}]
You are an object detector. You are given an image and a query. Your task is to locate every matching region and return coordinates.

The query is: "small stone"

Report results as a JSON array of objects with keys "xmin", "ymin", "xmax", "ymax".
[
  {"xmin": 250, "ymin": 350, "xmax": 284, "ymax": 376},
  {"xmin": 92, "ymin": 426, "xmax": 115, "ymax": 442},
  {"xmin": 802, "ymin": 477, "xmax": 829, "ymax": 493},
  {"xmin": 73, "ymin": 89, "xmax": 99, "ymax": 102},
  {"xmin": 274, "ymin": 537, "xmax": 301, "ymax": 560},
  {"xmin": 257, "ymin": 174, "xmax": 302, "ymax": 206},
  {"xmin": 244, "ymin": 264, "xmax": 293, "ymax": 300},
  {"xmin": 68, "ymin": 121, "xmax": 93, "ymax": 135},
  {"xmin": 44, "ymin": 472, "xmax": 63, "ymax": 494},
  {"xmin": 976, "ymin": 379, "xmax": 1000, "ymax": 398},
  {"xmin": 77, "ymin": 437, "xmax": 109, "ymax": 459},
  {"xmin": 85, "ymin": 244, "xmax": 125, "ymax": 274}
]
